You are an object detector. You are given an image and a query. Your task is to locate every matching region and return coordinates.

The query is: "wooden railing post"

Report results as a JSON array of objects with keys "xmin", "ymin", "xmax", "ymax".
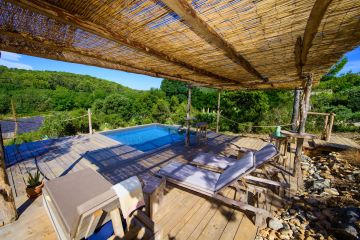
[
  {"xmin": 216, "ymin": 90, "xmax": 221, "ymax": 133},
  {"xmin": 11, "ymin": 99, "xmax": 18, "ymax": 139},
  {"xmin": 322, "ymin": 115, "xmax": 329, "ymax": 140},
  {"xmin": 326, "ymin": 113, "xmax": 335, "ymax": 141},
  {"xmin": 0, "ymin": 125, "xmax": 18, "ymax": 226},
  {"xmin": 88, "ymin": 108, "xmax": 93, "ymax": 135},
  {"xmin": 291, "ymin": 89, "xmax": 301, "ymax": 132},
  {"xmin": 185, "ymin": 86, "xmax": 192, "ymax": 146}
]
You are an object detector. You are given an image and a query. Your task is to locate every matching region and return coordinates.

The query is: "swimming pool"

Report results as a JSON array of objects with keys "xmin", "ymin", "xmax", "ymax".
[{"xmin": 101, "ymin": 124, "xmax": 193, "ymax": 152}]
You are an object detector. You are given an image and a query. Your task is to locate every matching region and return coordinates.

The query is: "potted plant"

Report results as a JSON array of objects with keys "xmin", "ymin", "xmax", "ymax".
[{"xmin": 24, "ymin": 170, "xmax": 44, "ymax": 198}]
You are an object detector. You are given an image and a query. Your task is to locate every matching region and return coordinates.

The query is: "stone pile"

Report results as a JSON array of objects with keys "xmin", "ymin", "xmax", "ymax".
[{"xmin": 257, "ymin": 152, "xmax": 360, "ymax": 240}]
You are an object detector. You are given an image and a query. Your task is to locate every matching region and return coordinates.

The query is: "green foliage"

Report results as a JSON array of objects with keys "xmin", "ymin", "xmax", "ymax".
[
  {"xmin": 1, "ymin": 57, "xmax": 359, "ymax": 143},
  {"xmin": 25, "ymin": 170, "xmax": 42, "ymax": 188},
  {"xmin": 0, "ymin": 66, "xmax": 137, "ymax": 114},
  {"xmin": 320, "ymin": 57, "xmax": 348, "ymax": 81}
]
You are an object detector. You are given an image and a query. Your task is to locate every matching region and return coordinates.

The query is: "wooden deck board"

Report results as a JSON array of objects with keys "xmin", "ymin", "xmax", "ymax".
[
  {"xmin": 1, "ymin": 132, "xmax": 298, "ymax": 240},
  {"xmin": 313, "ymin": 135, "xmax": 360, "ymax": 150}
]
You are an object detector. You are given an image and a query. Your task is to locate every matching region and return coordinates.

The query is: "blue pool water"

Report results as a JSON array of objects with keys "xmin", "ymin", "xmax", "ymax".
[{"xmin": 102, "ymin": 125, "xmax": 192, "ymax": 152}]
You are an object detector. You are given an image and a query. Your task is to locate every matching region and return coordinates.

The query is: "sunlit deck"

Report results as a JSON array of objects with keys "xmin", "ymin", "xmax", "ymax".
[{"xmin": 1, "ymin": 131, "xmax": 298, "ymax": 240}]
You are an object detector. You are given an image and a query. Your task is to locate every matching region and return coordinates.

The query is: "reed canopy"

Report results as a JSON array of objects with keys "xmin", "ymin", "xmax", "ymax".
[{"xmin": 0, "ymin": 0, "xmax": 359, "ymax": 90}]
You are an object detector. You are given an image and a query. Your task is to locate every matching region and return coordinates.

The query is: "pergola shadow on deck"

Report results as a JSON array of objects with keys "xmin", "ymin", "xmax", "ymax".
[{"xmin": 1, "ymin": 131, "xmax": 299, "ymax": 240}]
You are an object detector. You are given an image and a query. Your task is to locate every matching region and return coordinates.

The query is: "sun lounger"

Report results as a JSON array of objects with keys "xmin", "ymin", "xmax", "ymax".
[
  {"xmin": 191, "ymin": 143, "xmax": 279, "ymax": 172},
  {"xmin": 157, "ymin": 152, "xmax": 271, "ymax": 227},
  {"xmin": 43, "ymin": 168, "xmax": 149, "ymax": 240},
  {"xmin": 190, "ymin": 144, "xmax": 288, "ymax": 195}
]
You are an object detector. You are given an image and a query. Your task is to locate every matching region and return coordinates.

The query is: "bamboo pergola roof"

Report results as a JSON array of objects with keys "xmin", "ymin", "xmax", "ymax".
[{"xmin": 0, "ymin": 0, "xmax": 359, "ymax": 90}]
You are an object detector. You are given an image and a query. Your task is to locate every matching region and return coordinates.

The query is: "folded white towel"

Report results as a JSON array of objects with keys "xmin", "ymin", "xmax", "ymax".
[{"xmin": 111, "ymin": 176, "xmax": 145, "ymax": 218}]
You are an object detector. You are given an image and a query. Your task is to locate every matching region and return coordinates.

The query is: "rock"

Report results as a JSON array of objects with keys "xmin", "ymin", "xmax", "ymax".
[
  {"xmin": 313, "ymin": 179, "xmax": 331, "ymax": 192},
  {"xmin": 259, "ymin": 228, "xmax": 269, "ymax": 237},
  {"xmin": 280, "ymin": 229, "xmax": 293, "ymax": 238},
  {"xmin": 290, "ymin": 218, "xmax": 301, "ymax": 227},
  {"xmin": 268, "ymin": 217, "xmax": 283, "ymax": 230},
  {"xmin": 324, "ymin": 188, "xmax": 339, "ymax": 196},
  {"xmin": 268, "ymin": 230, "xmax": 277, "ymax": 240},
  {"xmin": 313, "ymin": 173, "xmax": 324, "ymax": 180},
  {"xmin": 333, "ymin": 225, "xmax": 358, "ymax": 239},
  {"xmin": 322, "ymin": 209, "xmax": 336, "ymax": 219},
  {"xmin": 346, "ymin": 174, "xmax": 355, "ymax": 181},
  {"xmin": 306, "ymin": 212, "xmax": 317, "ymax": 221},
  {"xmin": 305, "ymin": 236, "xmax": 315, "ymax": 240}
]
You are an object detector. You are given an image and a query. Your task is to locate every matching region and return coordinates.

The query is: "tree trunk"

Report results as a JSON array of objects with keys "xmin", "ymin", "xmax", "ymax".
[
  {"xmin": 0, "ymin": 125, "xmax": 18, "ymax": 226},
  {"xmin": 291, "ymin": 89, "xmax": 301, "ymax": 132},
  {"xmin": 216, "ymin": 90, "xmax": 221, "ymax": 133}
]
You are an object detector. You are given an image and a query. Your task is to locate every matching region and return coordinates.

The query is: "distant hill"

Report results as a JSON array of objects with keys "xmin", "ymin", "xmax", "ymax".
[{"xmin": 0, "ymin": 66, "xmax": 139, "ymax": 114}]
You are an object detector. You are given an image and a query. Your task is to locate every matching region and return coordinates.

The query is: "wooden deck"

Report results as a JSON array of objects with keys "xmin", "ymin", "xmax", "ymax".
[
  {"xmin": 0, "ymin": 131, "xmax": 298, "ymax": 240},
  {"xmin": 312, "ymin": 135, "xmax": 360, "ymax": 151}
]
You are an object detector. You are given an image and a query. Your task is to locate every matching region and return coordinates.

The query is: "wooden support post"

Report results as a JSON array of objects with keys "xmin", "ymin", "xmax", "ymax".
[
  {"xmin": 322, "ymin": 115, "xmax": 329, "ymax": 140},
  {"xmin": 11, "ymin": 99, "xmax": 18, "ymax": 139},
  {"xmin": 0, "ymin": 125, "xmax": 18, "ymax": 226},
  {"xmin": 326, "ymin": 113, "xmax": 335, "ymax": 141},
  {"xmin": 291, "ymin": 89, "xmax": 301, "ymax": 132},
  {"xmin": 216, "ymin": 90, "xmax": 221, "ymax": 133},
  {"xmin": 88, "ymin": 108, "xmax": 93, "ymax": 135},
  {"xmin": 295, "ymin": 74, "xmax": 313, "ymax": 189},
  {"xmin": 185, "ymin": 86, "xmax": 192, "ymax": 146}
]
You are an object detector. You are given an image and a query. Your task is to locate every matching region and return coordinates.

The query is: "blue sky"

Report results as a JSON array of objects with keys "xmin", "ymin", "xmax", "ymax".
[{"xmin": 0, "ymin": 46, "xmax": 359, "ymax": 90}]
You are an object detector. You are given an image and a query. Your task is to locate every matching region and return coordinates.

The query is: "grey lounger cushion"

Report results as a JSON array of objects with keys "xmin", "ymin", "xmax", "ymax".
[
  {"xmin": 192, "ymin": 152, "xmax": 235, "ymax": 170},
  {"xmin": 158, "ymin": 162, "xmax": 220, "ymax": 194},
  {"xmin": 44, "ymin": 168, "xmax": 114, "ymax": 237},
  {"xmin": 159, "ymin": 152, "xmax": 254, "ymax": 194},
  {"xmin": 215, "ymin": 151, "xmax": 254, "ymax": 191},
  {"xmin": 254, "ymin": 143, "xmax": 278, "ymax": 167}
]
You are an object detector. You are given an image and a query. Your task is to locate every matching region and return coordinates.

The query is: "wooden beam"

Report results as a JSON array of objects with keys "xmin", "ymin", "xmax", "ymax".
[
  {"xmin": 295, "ymin": 0, "xmax": 333, "ymax": 74},
  {"xmin": 7, "ymin": 0, "xmax": 243, "ymax": 85},
  {"xmin": 0, "ymin": 30, "xmax": 213, "ymax": 87},
  {"xmin": 160, "ymin": 0, "xmax": 267, "ymax": 82}
]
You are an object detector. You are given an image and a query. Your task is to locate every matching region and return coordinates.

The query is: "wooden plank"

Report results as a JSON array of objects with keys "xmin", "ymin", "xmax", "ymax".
[
  {"xmin": 154, "ymin": 190, "xmax": 200, "ymax": 239},
  {"xmin": 167, "ymin": 196, "xmax": 206, "ymax": 238},
  {"xmin": 233, "ymin": 213, "xmax": 258, "ymax": 240},
  {"xmin": 197, "ymin": 189, "xmax": 236, "ymax": 240},
  {"xmin": 295, "ymin": 0, "xmax": 333, "ymax": 75}
]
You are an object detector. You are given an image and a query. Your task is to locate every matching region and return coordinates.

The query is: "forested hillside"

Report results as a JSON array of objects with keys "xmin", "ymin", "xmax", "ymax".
[
  {"xmin": 0, "ymin": 57, "xmax": 359, "ymax": 144},
  {"xmin": 0, "ymin": 66, "xmax": 138, "ymax": 114}
]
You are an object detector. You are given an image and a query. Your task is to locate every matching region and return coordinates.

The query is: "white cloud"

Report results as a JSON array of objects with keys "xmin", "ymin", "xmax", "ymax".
[
  {"xmin": 0, "ymin": 51, "xmax": 21, "ymax": 62},
  {"xmin": 0, "ymin": 51, "xmax": 32, "ymax": 70},
  {"xmin": 0, "ymin": 59, "xmax": 33, "ymax": 70}
]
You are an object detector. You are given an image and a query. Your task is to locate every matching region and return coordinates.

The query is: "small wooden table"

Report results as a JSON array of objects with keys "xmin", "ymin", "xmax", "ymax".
[
  {"xmin": 195, "ymin": 122, "xmax": 208, "ymax": 145},
  {"xmin": 269, "ymin": 134, "xmax": 289, "ymax": 157},
  {"xmin": 280, "ymin": 130, "xmax": 317, "ymax": 140}
]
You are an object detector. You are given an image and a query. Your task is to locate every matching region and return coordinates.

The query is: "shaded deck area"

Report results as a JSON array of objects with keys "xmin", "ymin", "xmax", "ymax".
[{"xmin": 0, "ymin": 132, "xmax": 298, "ymax": 240}]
